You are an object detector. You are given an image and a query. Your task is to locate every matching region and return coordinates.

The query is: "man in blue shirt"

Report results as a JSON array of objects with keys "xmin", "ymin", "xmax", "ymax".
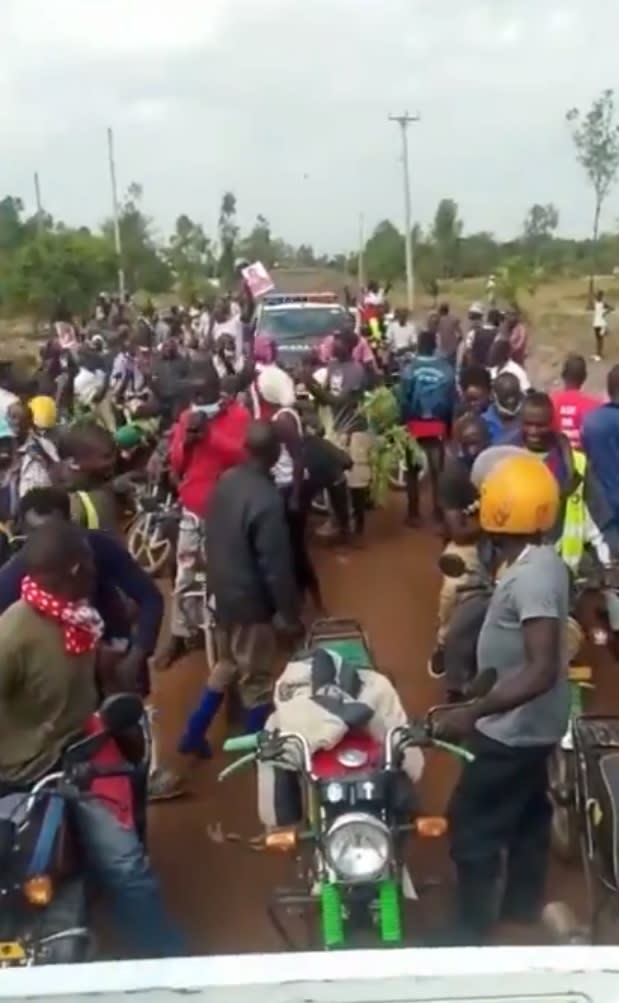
[
  {"xmin": 0, "ymin": 488, "xmax": 182, "ymax": 801},
  {"xmin": 582, "ymin": 366, "xmax": 619, "ymax": 528},
  {"xmin": 398, "ymin": 328, "xmax": 456, "ymax": 523}
]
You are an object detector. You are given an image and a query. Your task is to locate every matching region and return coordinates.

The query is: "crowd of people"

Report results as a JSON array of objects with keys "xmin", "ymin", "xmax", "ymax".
[{"xmin": 0, "ymin": 276, "xmax": 617, "ymax": 953}]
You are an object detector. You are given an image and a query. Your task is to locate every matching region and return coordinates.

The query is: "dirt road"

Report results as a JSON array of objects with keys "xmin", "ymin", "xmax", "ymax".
[{"xmin": 146, "ymin": 499, "xmax": 616, "ymax": 955}]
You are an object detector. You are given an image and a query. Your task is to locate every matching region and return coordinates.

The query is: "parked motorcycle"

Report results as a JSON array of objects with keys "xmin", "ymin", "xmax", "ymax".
[
  {"xmin": 127, "ymin": 483, "xmax": 180, "ymax": 577},
  {"xmin": 0, "ymin": 693, "xmax": 145, "ymax": 967},
  {"xmin": 218, "ymin": 676, "xmax": 494, "ymax": 950}
]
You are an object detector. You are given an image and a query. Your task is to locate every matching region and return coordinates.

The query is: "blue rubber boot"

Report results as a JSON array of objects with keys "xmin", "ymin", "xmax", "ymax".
[
  {"xmin": 243, "ymin": 703, "xmax": 272, "ymax": 735},
  {"xmin": 177, "ymin": 689, "xmax": 224, "ymax": 758}
]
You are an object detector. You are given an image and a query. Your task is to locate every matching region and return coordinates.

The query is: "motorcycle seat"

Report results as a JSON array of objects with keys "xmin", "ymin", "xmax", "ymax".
[{"xmin": 311, "ymin": 732, "xmax": 382, "ymax": 779}]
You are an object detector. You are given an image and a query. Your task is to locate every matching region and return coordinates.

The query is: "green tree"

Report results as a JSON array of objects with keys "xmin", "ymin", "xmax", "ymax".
[
  {"xmin": 218, "ymin": 191, "xmax": 239, "ymax": 287},
  {"xmin": 295, "ymin": 244, "xmax": 316, "ymax": 267},
  {"xmin": 496, "ymin": 255, "xmax": 541, "ymax": 310},
  {"xmin": 102, "ymin": 182, "xmax": 171, "ymax": 294},
  {"xmin": 0, "ymin": 196, "xmax": 28, "ymax": 251},
  {"xmin": 567, "ymin": 89, "xmax": 619, "ymax": 290},
  {"xmin": 363, "ymin": 220, "xmax": 404, "ymax": 284},
  {"xmin": 459, "ymin": 232, "xmax": 499, "ymax": 278},
  {"xmin": 432, "ymin": 198, "xmax": 463, "ymax": 277},
  {"xmin": 522, "ymin": 203, "xmax": 559, "ymax": 267},
  {"xmin": 167, "ymin": 214, "xmax": 214, "ymax": 301},
  {"xmin": 0, "ymin": 230, "xmax": 117, "ymax": 318},
  {"xmin": 240, "ymin": 214, "xmax": 274, "ymax": 267}
]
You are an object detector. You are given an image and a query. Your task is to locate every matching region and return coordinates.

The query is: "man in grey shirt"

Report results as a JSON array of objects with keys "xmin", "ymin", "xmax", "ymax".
[{"xmin": 433, "ymin": 453, "xmax": 569, "ymax": 944}]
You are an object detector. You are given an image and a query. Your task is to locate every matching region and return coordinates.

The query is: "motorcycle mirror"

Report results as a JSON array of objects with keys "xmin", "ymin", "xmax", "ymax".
[
  {"xmin": 465, "ymin": 668, "xmax": 497, "ymax": 700},
  {"xmin": 99, "ymin": 693, "xmax": 144, "ymax": 735},
  {"xmin": 438, "ymin": 553, "xmax": 467, "ymax": 579}
]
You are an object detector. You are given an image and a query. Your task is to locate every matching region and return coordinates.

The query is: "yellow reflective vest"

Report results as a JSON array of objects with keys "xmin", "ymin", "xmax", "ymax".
[{"xmin": 559, "ymin": 449, "xmax": 587, "ymax": 571}]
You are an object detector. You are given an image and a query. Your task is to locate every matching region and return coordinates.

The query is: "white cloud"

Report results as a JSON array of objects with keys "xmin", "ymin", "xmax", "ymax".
[{"xmin": 1, "ymin": 0, "xmax": 616, "ymax": 249}]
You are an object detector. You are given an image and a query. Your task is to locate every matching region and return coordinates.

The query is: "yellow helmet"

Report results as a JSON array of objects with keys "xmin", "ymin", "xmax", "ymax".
[
  {"xmin": 480, "ymin": 453, "xmax": 559, "ymax": 535},
  {"xmin": 29, "ymin": 395, "xmax": 57, "ymax": 430}
]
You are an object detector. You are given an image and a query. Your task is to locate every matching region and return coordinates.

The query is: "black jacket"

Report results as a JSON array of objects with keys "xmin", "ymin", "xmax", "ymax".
[{"xmin": 205, "ymin": 463, "xmax": 300, "ymax": 626}]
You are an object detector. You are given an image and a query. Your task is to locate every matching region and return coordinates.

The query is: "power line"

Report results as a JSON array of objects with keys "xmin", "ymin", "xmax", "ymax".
[{"xmin": 388, "ymin": 112, "xmax": 420, "ymax": 312}]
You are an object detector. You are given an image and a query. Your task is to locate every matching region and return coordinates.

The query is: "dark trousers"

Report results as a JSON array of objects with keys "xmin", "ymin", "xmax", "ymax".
[
  {"xmin": 405, "ymin": 437, "xmax": 445, "ymax": 520},
  {"xmin": 448, "ymin": 731, "xmax": 553, "ymax": 938}
]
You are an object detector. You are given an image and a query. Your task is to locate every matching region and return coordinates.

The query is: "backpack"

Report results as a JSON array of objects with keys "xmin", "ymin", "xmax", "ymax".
[{"xmin": 403, "ymin": 358, "xmax": 452, "ymax": 422}]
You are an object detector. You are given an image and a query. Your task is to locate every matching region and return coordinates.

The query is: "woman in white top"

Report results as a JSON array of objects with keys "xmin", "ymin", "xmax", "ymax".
[
  {"xmin": 255, "ymin": 365, "xmax": 324, "ymax": 612},
  {"xmin": 489, "ymin": 337, "xmax": 531, "ymax": 392}
]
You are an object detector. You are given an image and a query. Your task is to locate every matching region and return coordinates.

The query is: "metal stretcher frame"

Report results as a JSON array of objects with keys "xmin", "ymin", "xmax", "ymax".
[{"xmin": 305, "ymin": 617, "xmax": 377, "ymax": 670}]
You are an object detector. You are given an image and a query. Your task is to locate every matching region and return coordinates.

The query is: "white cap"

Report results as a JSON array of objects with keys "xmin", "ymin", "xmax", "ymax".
[{"xmin": 257, "ymin": 365, "xmax": 296, "ymax": 407}]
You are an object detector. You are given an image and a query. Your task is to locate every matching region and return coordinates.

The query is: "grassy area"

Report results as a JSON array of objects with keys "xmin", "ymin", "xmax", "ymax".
[{"xmin": 273, "ymin": 268, "xmax": 619, "ymax": 365}]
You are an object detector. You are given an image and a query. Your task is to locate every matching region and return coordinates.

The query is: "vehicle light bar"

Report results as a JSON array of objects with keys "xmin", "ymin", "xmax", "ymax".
[{"xmin": 262, "ymin": 292, "xmax": 338, "ymax": 305}]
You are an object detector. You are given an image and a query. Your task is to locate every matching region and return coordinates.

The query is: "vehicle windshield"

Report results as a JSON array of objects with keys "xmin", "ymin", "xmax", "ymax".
[{"xmin": 259, "ymin": 306, "xmax": 346, "ymax": 342}]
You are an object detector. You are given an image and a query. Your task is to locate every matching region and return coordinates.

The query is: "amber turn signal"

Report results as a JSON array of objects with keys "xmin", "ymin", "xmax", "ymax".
[
  {"xmin": 265, "ymin": 829, "xmax": 297, "ymax": 852},
  {"xmin": 416, "ymin": 816, "xmax": 448, "ymax": 838},
  {"xmin": 23, "ymin": 875, "xmax": 53, "ymax": 907}
]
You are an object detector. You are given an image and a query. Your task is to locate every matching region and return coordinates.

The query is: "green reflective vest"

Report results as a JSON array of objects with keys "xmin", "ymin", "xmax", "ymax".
[{"xmin": 559, "ymin": 449, "xmax": 587, "ymax": 571}]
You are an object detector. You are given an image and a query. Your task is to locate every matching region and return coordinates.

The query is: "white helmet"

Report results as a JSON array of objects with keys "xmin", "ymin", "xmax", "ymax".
[{"xmin": 234, "ymin": 257, "xmax": 250, "ymax": 271}]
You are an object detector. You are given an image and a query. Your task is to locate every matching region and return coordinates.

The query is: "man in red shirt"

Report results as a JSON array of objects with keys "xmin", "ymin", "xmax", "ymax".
[
  {"xmin": 550, "ymin": 354, "xmax": 599, "ymax": 449},
  {"xmin": 161, "ymin": 363, "xmax": 250, "ymax": 666}
]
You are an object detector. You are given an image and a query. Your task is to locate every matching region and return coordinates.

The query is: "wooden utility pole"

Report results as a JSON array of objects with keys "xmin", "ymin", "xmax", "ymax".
[
  {"xmin": 34, "ymin": 172, "xmax": 43, "ymax": 234},
  {"xmin": 388, "ymin": 112, "xmax": 420, "ymax": 312},
  {"xmin": 107, "ymin": 127, "xmax": 126, "ymax": 299},
  {"xmin": 357, "ymin": 212, "xmax": 365, "ymax": 292}
]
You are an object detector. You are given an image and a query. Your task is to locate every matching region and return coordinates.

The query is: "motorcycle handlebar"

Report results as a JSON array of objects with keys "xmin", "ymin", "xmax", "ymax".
[{"xmin": 223, "ymin": 734, "xmax": 259, "ymax": 753}]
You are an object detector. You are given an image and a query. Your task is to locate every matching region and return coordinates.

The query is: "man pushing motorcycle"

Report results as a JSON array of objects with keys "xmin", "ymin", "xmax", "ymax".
[{"xmin": 0, "ymin": 521, "xmax": 184, "ymax": 957}]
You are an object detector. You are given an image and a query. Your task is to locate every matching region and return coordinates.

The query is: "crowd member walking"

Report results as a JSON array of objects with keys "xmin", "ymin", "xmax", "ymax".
[
  {"xmin": 592, "ymin": 289, "xmax": 613, "ymax": 361},
  {"xmin": 482, "ymin": 372, "xmax": 524, "ymax": 444},
  {"xmin": 488, "ymin": 337, "xmax": 530, "ymax": 391},
  {"xmin": 302, "ymin": 330, "xmax": 375, "ymax": 543},
  {"xmin": 551, "ymin": 354, "xmax": 599, "ymax": 449},
  {"xmin": 178, "ymin": 422, "xmax": 303, "ymax": 757},
  {"xmin": 8, "ymin": 399, "xmax": 59, "ymax": 496},
  {"xmin": 435, "ymin": 303, "xmax": 462, "ymax": 367},
  {"xmin": 582, "ymin": 365, "xmax": 619, "ymax": 530},
  {"xmin": 160, "ymin": 365, "xmax": 250, "ymax": 667},
  {"xmin": 253, "ymin": 365, "xmax": 324, "ymax": 612},
  {"xmin": 398, "ymin": 328, "xmax": 456, "ymax": 524},
  {"xmin": 386, "ymin": 307, "xmax": 417, "ymax": 355},
  {"xmin": 458, "ymin": 366, "xmax": 492, "ymax": 419}
]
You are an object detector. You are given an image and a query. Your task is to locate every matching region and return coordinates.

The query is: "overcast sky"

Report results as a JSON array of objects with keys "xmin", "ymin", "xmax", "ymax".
[{"xmin": 1, "ymin": 0, "xmax": 617, "ymax": 252}]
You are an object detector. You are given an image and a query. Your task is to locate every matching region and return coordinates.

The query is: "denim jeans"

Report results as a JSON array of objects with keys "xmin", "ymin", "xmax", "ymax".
[{"xmin": 73, "ymin": 798, "xmax": 185, "ymax": 958}]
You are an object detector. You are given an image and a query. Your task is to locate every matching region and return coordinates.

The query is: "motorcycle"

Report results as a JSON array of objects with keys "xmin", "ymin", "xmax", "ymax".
[
  {"xmin": 127, "ymin": 477, "xmax": 180, "ymax": 578},
  {"xmin": 547, "ymin": 564, "xmax": 619, "ymax": 861},
  {"xmin": 217, "ymin": 674, "xmax": 494, "ymax": 950},
  {"xmin": 0, "ymin": 692, "xmax": 145, "ymax": 967}
]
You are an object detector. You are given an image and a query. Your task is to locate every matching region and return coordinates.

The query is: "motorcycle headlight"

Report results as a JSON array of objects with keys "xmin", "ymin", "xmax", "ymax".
[{"xmin": 324, "ymin": 812, "xmax": 391, "ymax": 883}]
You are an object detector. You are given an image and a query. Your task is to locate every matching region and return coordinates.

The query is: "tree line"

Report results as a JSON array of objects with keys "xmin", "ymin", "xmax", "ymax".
[{"xmin": 1, "ymin": 89, "xmax": 619, "ymax": 317}]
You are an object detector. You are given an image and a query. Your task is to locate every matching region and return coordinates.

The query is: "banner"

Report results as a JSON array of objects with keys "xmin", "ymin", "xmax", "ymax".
[{"xmin": 241, "ymin": 261, "xmax": 275, "ymax": 299}]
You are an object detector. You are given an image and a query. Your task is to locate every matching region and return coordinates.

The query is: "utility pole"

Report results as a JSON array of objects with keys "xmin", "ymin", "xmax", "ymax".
[
  {"xmin": 33, "ymin": 172, "xmax": 43, "ymax": 235},
  {"xmin": 107, "ymin": 127, "xmax": 125, "ymax": 300},
  {"xmin": 388, "ymin": 112, "xmax": 419, "ymax": 312},
  {"xmin": 357, "ymin": 212, "xmax": 365, "ymax": 293}
]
